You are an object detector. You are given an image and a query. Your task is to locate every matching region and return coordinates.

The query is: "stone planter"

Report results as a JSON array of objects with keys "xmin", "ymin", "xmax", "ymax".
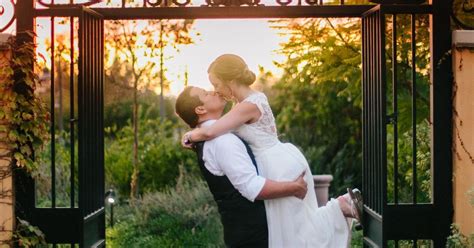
[{"xmin": 313, "ymin": 175, "xmax": 333, "ymax": 207}]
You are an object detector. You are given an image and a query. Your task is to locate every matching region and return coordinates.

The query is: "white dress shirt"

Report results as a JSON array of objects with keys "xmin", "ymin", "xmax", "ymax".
[{"xmin": 201, "ymin": 120, "xmax": 266, "ymax": 202}]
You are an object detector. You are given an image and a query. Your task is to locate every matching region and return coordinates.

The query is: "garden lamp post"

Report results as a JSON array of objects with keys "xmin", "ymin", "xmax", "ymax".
[{"xmin": 105, "ymin": 189, "xmax": 116, "ymax": 227}]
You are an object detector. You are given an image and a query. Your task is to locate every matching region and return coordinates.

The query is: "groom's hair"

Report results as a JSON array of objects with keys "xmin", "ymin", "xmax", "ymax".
[{"xmin": 175, "ymin": 86, "xmax": 202, "ymax": 128}]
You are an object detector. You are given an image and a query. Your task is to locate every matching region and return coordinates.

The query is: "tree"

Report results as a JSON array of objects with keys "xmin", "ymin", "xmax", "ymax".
[
  {"xmin": 43, "ymin": 33, "xmax": 73, "ymax": 135},
  {"xmin": 270, "ymin": 16, "xmax": 431, "ymax": 198},
  {"xmin": 105, "ymin": 19, "xmax": 194, "ymax": 199},
  {"xmin": 270, "ymin": 18, "xmax": 363, "ymax": 195}
]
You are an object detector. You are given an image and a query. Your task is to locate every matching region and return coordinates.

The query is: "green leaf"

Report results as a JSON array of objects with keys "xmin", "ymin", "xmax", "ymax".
[
  {"xmin": 14, "ymin": 152, "xmax": 24, "ymax": 162},
  {"xmin": 20, "ymin": 145, "xmax": 32, "ymax": 156}
]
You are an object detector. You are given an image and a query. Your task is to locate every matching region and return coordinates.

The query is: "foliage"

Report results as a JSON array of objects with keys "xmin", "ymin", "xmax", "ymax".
[
  {"xmin": 103, "ymin": 90, "xmax": 178, "ymax": 132},
  {"xmin": 106, "ymin": 172, "xmax": 224, "ymax": 247},
  {"xmin": 32, "ymin": 95, "xmax": 188, "ymax": 206},
  {"xmin": 104, "ymin": 19, "xmax": 194, "ymax": 105},
  {"xmin": 350, "ymin": 226, "xmax": 363, "ymax": 247},
  {"xmin": 34, "ymin": 131, "xmax": 78, "ymax": 207},
  {"xmin": 0, "ymin": 34, "xmax": 49, "ymax": 172},
  {"xmin": 469, "ymin": 187, "xmax": 474, "ymax": 207},
  {"xmin": 104, "ymin": 19, "xmax": 195, "ymax": 198},
  {"xmin": 0, "ymin": 34, "xmax": 49, "ymax": 246},
  {"xmin": 446, "ymin": 224, "xmax": 474, "ymax": 248},
  {"xmin": 32, "ymin": 97, "xmax": 188, "ymax": 207},
  {"xmin": 270, "ymin": 15, "xmax": 431, "ymax": 198},
  {"xmin": 446, "ymin": 187, "xmax": 474, "ymax": 247},
  {"xmin": 384, "ymin": 14, "xmax": 432, "ymax": 203},
  {"xmin": 13, "ymin": 218, "xmax": 47, "ymax": 248},
  {"xmin": 105, "ymin": 118, "xmax": 200, "ymax": 198},
  {"xmin": 385, "ymin": 14, "xmax": 431, "ymax": 134},
  {"xmin": 386, "ymin": 121, "xmax": 431, "ymax": 203},
  {"xmin": 270, "ymin": 18, "xmax": 363, "ymax": 195}
]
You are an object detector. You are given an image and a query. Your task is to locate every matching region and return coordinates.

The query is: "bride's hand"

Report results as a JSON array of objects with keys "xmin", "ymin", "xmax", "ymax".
[
  {"xmin": 293, "ymin": 171, "xmax": 307, "ymax": 199},
  {"xmin": 181, "ymin": 131, "xmax": 195, "ymax": 149}
]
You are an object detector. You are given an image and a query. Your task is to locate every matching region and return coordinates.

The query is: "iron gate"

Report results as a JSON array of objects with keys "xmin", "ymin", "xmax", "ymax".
[
  {"xmin": 361, "ymin": 4, "xmax": 453, "ymax": 247},
  {"xmin": 362, "ymin": 6, "xmax": 386, "ymax": 246},
  {"xmin": 78, "ymin": 8, "xmax": 105, "ymax": 247},
  {"xmin": 14, "ymin": 6, "xmax": 105, "ymax": 247},
  {"xmin": 10, "ymin": 0, "xmax": 453, "ymax": 247}
]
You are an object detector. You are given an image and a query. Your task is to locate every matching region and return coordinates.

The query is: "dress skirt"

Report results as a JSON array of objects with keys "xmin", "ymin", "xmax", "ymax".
[{"xmin": 255, "ymin": 142, "xmax": 350, "ymax": 248}]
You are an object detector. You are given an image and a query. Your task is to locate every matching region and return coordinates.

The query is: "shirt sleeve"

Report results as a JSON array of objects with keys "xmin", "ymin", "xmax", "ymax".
[{"xmin": 211, "ymin": 134, "xmax": 266, "ymax": 202}]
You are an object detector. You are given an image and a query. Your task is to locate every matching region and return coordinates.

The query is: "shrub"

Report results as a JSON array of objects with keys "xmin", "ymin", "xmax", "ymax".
[
  {"xmin": 386, "ymin": 120, "xmax": 432, "ymax": 203},
  {"xmin": 34, "ymin": 131, "xmax": 78, "ymax": 207},
  {"xmin": 107, "ymin": 172, "xmax": 224, "ymax": 247},
  {"xmin": 105, "ymin": 119, "xmax": 199, "ymax": 197},
  {"xmin": 446, "ymin": 224, "xmax": 474, "ymax": 248}
]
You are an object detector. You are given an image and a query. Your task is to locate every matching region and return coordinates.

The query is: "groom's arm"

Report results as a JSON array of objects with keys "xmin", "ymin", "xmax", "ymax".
[
  {"xmin": 209, "ymin": 134, "xmax": 308, "ymax": 202},
  {"xmin": 256, "ymin": 173, "xmax": 307, "ymax": 200}
]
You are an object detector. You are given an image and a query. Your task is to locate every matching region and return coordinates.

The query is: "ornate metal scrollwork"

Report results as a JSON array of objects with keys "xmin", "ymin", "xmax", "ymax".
[
  {"xmin": 36, "ymin": 0, "xmax": 104, "ymax": 7},
  {"xmin": 27, "ymin": 0, "xmax": 335, "ymax": 9},
  {"xmin": 452, "ymin": 0, "xmax": 474, "ymax": 30},
  {"xmin": 276, "ymin": 0, "xmax": 292, "ymax": 6},
  {"xmin": 0, "ymin": 0, "xmax": 15, "ymax": 33},
  {"xmin": 462, "ymin": 0, "xmax": 473, "ymax": 12},
  {"xmin": 204, "ymin": 0, "xmax": 261, "ymax": 7},
  {"xmin": 304, "ymin": 0, "xmax": 319, "ymax": 6},
  {"xmin": 144, "ymin": 0, "xmax": 164, "ymax": 7},
  {"xmin": 171, "ymin": 0, "xmax": 192, "ymax": 7},
  {"xmin": 145, "ymin": 0, "xmax": 191, "ymax": 7}
]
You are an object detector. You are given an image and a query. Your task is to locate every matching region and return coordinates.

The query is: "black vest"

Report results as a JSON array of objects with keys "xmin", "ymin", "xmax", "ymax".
[{"xmin": 194, "ymin": 140, "xmax": 268, "ymax": 248}]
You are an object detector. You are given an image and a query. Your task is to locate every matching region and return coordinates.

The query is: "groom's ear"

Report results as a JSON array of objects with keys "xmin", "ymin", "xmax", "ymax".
[{"xmin": 194, "ymin": 105, "xmax": 207, "ymax": 115}]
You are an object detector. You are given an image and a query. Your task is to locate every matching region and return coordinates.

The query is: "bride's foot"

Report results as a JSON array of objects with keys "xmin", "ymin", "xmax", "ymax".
[
  {"xmin": 338, "ymin": 188, "xmax": 363, "ymax": 224},
  {"xmin": 347, "ymin": 188, "xmax": 363, "ymax": 224}
]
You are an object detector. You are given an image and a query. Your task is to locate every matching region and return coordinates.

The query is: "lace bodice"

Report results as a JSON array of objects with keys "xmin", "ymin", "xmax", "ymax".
[{"xmin": 234, "ymin": 92, "xmax": 279, "ymax": 155}]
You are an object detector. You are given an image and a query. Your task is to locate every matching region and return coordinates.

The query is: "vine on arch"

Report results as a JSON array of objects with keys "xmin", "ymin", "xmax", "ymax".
[
  {"xmin": 0, "ymin": 32, "xmax": 49, "ymax": 246},
  {"xmin": 0, "ymin": 32, "xmax": 49, "ymax": 173}
]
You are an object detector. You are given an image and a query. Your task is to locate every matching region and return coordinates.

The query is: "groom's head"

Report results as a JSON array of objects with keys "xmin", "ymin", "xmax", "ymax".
[{"xmin": 175, "ymin": 86, "xmax": 226, "ymax": 128}]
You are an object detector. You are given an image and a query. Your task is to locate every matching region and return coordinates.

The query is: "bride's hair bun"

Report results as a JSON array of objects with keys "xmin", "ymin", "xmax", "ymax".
[
  {"xmin": 238, "ymin": 68, "xmax": 256, "ymax": 86},
  {"xmin": 208, "ymin": 54, "xmax": 256, "ymax": 86}
]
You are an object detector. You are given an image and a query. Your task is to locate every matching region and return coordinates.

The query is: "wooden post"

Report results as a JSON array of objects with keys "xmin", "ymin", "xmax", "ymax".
[{"xmin": 0, "ymin": 34, "xmax": 14, "ymax": 247}]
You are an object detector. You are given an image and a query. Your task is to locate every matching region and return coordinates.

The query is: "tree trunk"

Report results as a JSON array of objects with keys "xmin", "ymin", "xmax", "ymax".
[
  {"xmin": 130, "ymin": 77, "xmax": 139, "ymax": 199},
  {"xmin": 159, "ymin": 22, "xmax": 165, "ymax": 120},
  {"xmin": 57, "ymin": 55, "xmax": 63, "ymax": 133}
]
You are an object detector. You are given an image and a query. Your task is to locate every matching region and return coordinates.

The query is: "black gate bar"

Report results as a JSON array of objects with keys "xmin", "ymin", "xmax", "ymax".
[{"xmin": 35, "ymin": 5, "xmax": 374, "ymax": 19}]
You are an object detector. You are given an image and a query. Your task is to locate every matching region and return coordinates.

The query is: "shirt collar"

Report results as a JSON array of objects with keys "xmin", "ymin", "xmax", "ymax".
[{"xmin": 199, "ymin": 119, "xmax": 216, "ymax": 127}]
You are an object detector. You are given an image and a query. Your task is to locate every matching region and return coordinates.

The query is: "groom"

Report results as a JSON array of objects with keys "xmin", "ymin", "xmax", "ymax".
[{"xmin": 175, "ymin": 86, "xmax": 308, "ymax": 247}]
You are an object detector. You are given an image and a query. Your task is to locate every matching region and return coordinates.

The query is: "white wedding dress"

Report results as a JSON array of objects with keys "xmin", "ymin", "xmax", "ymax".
[{"xmin": 235, "ymin": 92, "xmax": 350, "ymax": 248}]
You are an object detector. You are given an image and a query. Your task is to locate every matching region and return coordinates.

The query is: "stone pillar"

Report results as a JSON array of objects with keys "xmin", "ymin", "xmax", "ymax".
[
  {"xmin": 313, "ymin": 174, "xmax": 333, "ymax": 207},
  {"xmin": 0, "ymin": 34, "xmax": 14, "ymax": 246},
  {"xmin": 452, "ymin": 30, "xmax": 474, "ymax": 237}
]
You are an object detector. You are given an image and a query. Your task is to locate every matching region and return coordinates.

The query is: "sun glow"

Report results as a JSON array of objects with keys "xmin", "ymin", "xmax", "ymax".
[
  {"xmin": 24, "ymin": 17, "xmax": 289, "ymax": 97},
  {"xmin": 162, "ymin": 19, "xmax": 288, "ymax": 96}
]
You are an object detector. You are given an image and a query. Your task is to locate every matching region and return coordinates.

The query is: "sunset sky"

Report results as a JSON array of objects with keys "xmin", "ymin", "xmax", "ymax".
[
  {"xmin": 3, "ymin": 5, "xmax": 290, "ymax": 96},
  {"xmin": 165, "ymin": 19, "xmax": 288, "ymax": 95}
]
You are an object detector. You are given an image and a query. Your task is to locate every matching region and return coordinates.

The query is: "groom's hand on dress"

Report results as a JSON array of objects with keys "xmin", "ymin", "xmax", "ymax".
[{"xmin": 293, "ymin": 172, "xmax": 307, "ymax": 199}]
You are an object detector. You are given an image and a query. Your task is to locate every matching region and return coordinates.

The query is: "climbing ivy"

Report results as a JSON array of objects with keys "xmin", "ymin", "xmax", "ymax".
[{"xmin": 0, "ymin": 32, "xmax": 49, "ymax": 172}]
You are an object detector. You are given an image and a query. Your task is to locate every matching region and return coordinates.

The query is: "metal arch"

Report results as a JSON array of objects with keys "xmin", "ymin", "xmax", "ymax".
[
  {"xmin": 14, "ymin": 0, "xmax": 453, "ymax": 247},
  {"xmin": 32, "ymin": 0, "xmax": 368, "ymax": 8},
  {"xmin": 36, "ymin": 0, "xmax": 103, "ymax": 7}
]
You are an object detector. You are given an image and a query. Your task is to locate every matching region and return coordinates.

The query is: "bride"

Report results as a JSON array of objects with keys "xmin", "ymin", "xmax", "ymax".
[{"xmin": 182, "ymin": 54, "xmax": 362, "ymax": 247}]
